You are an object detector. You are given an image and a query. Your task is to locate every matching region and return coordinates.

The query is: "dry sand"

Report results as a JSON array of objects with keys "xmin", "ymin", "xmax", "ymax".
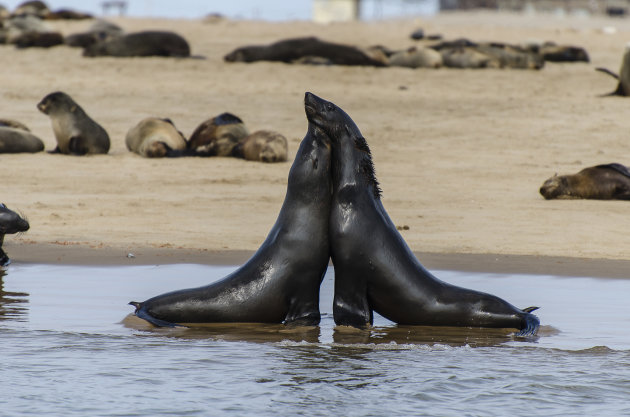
[{"xmin": 3, "ymin": 11, "xmax": 630, "ymax": 277}]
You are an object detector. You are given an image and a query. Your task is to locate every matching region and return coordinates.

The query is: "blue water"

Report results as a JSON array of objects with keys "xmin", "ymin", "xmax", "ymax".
[{"xmin": 1, "ymin": 264, "xmax": 629, "ymax": 416}]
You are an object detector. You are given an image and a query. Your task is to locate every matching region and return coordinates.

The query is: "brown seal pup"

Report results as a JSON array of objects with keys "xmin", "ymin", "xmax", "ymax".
[
  {"xmin": 125, "ymin": 117, "xmax": 187, "ymax": 158},
  {"xmin": 539, "ymin": 163, "xmax": 630, "ymax": 200},
  {"xmin": 187, "ymin": 113, "xmax": 249, "ymax": 157},
  {"xmin": 82, "ymin": 31, "xmax": 190, "ymax": 57},
  {"xmin": 129, "ymin": 101, "xmax": 332, "ymax": 327},
  {"xmin": 596, "ymin": 46, "xmax": 630, "ymax": 96},
  {"xmin": 37, "ymin": 91, "xmax": 110, "ymax": 155},
  {"xmin": 0, "ymin": 203, "xmax": 29, "ymax": 266},
  {"xmin": 224, "ymin": 37, "xmax": 387, "ymax": 67},
  {"xmin": 0, "ymin": 126, "xmax": 44, "ymax": 153},
  {"xmin": 232, "ymin": 130, "xmax": 288, "ymax": 163},
  {"xmin": 304, "ymin": 92, "xmax": 539, "ymax": 336}
]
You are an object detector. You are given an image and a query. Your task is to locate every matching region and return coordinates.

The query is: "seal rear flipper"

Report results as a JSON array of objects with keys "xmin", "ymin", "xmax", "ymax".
[
  {"xmin": 68, "ymin": 136, "xmax": 89, "ymax": 155},
  {"xmin": 128, "ymin": 301, "xmax": 180, "ymax": 328},
  {"xmin": 514, "ymin": 312, "xmax": 540, "ymax": 337}
]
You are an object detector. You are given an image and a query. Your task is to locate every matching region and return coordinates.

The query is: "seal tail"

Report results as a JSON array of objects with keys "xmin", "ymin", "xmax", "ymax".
[{"xmin": 128, "ymin": 301, "xmax": 180, "ymax": 328}]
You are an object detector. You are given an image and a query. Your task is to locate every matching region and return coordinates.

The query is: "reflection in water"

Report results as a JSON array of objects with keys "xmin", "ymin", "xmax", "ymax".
[{"xmin": 0, "ymin": 268, "xmax": 28, "ymax": 322}]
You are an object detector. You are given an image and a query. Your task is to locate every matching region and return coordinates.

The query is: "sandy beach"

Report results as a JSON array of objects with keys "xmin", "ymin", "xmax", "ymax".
[{"xmin": 3, "ymin": 11, "xmax": 630, "ymax": 277}]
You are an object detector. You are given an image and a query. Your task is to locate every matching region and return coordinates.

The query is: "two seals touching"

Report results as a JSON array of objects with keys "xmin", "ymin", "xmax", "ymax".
[
  {"xmin": 130, "ymin": 93, "xmax": 540, "ymax": 336},
  {"xmin": 304, "ymin": 92, "xmax": 539, "ymax": 336},
  {"xmin": 0, "ymin": 204, "xmax": 29, "ymax": 266},
  {"xmin": 129, "ymin": 100, "xmax": 332, "ymax": 326},
  {"xmin": 37, "ymin": 91, "xmax": 110, "ymax": 155},
  {"xmin": 540, "ymin": 163, "xmax": 630, "ymax": 200}
]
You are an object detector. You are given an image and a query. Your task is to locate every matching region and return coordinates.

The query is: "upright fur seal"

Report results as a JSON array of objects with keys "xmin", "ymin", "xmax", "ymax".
[
  {"xmin": 596, "ymin": 46, "xmax": 630, "ymax": 96},
  {"xmin": 125, "ymin": 117, "xmax": 187, "ymax": 158},
  {"xmin": 232, "ymin": 130, "xmax": 288, "ymax": 163},
  {"xmin": 304, "ymin": 92, "xmax": 539, "ymax": 336},
  {"xmin": 187, "ymin": 113, "xmax": 249, "ymax": 157},
  {"xmin": 0, "ymin": 203, "xmax": 29, "ymax": 266},
  {"xmin": 37, "ymin": 91, "xmax": 110, "ymax": 155},
  {"xmin": 129, "ymin": 103, "xmax": 332, "ymax": 327},
  {"xmin": 0, "ymin": 126, "xmax": 44, "ymax": 153},
  {"xmin": 540, "ymin": 163, "xmax": 630, "ymax": 200}
]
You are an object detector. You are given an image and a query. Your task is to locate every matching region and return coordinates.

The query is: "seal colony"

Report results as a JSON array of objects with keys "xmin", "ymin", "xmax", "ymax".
[{"xmin": 130, "ymin": 93, "xmax": 540, "ymax": 336}]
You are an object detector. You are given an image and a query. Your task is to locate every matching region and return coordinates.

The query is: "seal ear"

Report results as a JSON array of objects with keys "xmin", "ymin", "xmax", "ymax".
[{"xmin": 70, "ymin": 105, "xmax": 77, "ymax": 113}]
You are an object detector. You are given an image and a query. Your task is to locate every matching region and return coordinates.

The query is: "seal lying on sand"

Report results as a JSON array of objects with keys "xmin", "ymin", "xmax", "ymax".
[
  {"xmin": 65, "ymin": 19, "xmax": 123, "ymax": 48},
  {"xmin": 0, "ymin": 203, "xmax": 29, "ymax": 266},
  {"xmin": 187, "ymin": 113, "xmax": 249, "ymax": 157},
  {"xmin": 304, "ymin": 92, "xmax": 539, "ymax": 336},
  {"xmin": 125, "ymin": 117, "xmax": 187, "ymax": 158},
  {"xmin": 0, "ymin": 126, "xmax": 44, "ymax": 153},
  {"xmin": 82, "ymin": 31, "xmax": 190, "ymax": 57},
  {"xmin": 129, "ymin": 100, "xmax": 332, "ymax": 327},
  {"xmin": 37, "ymin": 91, "xmax": 110, "ymax": 155},
  {"xmin": 232, "ymin": 130, "xmax": 288, "ymax": 163},
  {"xmin": 596, "ymin": 46, "xmax": 630, "ymax": 96},
  {"xmin": 540, "ymin": 163, "xmax": 630, "ymax": 200},
  {"xmin": 224, "ymin": 36, "xmax": 387, "ymax": 67}
]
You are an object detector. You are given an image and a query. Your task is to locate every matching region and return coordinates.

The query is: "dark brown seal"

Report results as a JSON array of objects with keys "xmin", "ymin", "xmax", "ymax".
[
  {"xmin": 129, "ymin": 101, "xmax": 332, "ymax": 327},
  {"xmin": 37, "ymin": 91, "xmax": 110, "ymax": 155},
  {"xmin": 0, "ymin": 126, "xmax": 44, "ymax": 153},
  {"xmin": 0, "ymin": 203, "xmax": 29, "ymax": 266},
  {"xmin": 232, "ymin": 130, "xmax": 288, "ymax": 163},
  {"xmin": 82, "ymin": 31, "xmax": 191, "ymax": 57},
  {"xmin": 540, "ymin": 163, "xmax": 630, "ymax": 200},
  {"xmin": 125, "ymin": 117, "xmax": 187, "ymax": 158},
  {"xmin": 304, "ymin": 92, "xmax": 539, "ymax": 336},
  {"xmin": 224, "ymin": 36, "xmax": 387, "ymax": 67},
  {"xmin": 187, "ymin": 113, "xmax": 249, "ymax": 157}
]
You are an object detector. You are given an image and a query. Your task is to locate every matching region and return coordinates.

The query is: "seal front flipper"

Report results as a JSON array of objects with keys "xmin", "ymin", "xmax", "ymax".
[
  {"xmin": 129, "ymin": 301, "xmax": 180, "ymax": 328},
  {"xmin": 332, "ymin": 278, "xmax": 373, "ymax": 328}
]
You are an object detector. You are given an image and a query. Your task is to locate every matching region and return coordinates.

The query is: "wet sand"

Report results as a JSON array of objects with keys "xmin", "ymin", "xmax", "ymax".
[{"xmin": 3, "ymin": 11, "xmax": 630, "ymax": 276}]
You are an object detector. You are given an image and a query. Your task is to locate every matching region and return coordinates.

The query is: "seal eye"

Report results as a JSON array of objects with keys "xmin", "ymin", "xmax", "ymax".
[{"xmin": 326, "ymin": 103, "xmax": 334, "ymax": 112}]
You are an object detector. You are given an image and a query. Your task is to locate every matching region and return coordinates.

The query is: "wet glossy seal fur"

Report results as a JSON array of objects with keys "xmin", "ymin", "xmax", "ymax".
[
  {"xmin": 187, "ymin": 113, "xmax": 249, "ymax": 157},
  {"xmin": 0, "ymin": 203, "xmax": 29, "ymax": 266},
  {"xmin": 125, "ymin": 117, "xmax": 187, "ymax": 158},
  {"xmin": 0, "ymin": 126, "xmax": 44, "ymax": 153},
  {"xmin": 129, "ymin": 102, "xmax": 332, "ymax": 327},
  {"xmin": 37, "ymin": 91, "xmax": 110, "ymax": 155},
  {"xmin": 304, "ymin": 92, "xmax": 539, "ymax": 336},
  {"xmin": 540, "ymin": 163, "xmax": 630, "ymax": 200},
  {"xmin": 82, "ymin": 31, "xmax": 190, "ymax": 57},
  {"xmin": 596, "ymin": 46, "xmax": 630, "ymax": 96},
  {"xmin": 232, "ymin": 130, "xmax": 288, "ymax": 163}
]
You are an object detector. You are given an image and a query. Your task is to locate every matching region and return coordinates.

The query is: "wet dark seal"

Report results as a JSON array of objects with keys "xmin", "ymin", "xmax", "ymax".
[
  {"xmin": 37, "ymin": 91, "xmax": 110, "ymax": 155},
  {"xmin": 540, "ymin": 163, "xmax": 630, "ymax": 200},
  {"xmin": 304, "ymin": 92, "xmax": 539, "ymax": 336},
  {"xmin": 129, "ymin": 103, "xmax": 332, "ymax": 327},
  {"xmin": 0, "ymin": 203, "xmax": 29, "ymax": 266},
  {"xmin": 82, "ymin": 31, "xmax": 191, "ymax": 57}
]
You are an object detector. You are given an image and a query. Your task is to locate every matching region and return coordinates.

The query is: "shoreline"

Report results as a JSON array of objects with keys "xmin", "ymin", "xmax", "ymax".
[{"xmin": 4, "ymin": 241, "xmax": 630, "ymax": 279}]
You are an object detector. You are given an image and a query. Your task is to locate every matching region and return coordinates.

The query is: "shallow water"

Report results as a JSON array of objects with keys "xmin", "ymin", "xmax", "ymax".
[{"xmin": 1, "ymin": 264, "xmax": 629, "ymax": 416}]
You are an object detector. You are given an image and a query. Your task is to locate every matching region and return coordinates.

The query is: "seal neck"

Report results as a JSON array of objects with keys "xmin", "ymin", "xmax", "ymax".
[{"xmin": 332, "ymin": 128, "xmax": 381, "ymax": 200}]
